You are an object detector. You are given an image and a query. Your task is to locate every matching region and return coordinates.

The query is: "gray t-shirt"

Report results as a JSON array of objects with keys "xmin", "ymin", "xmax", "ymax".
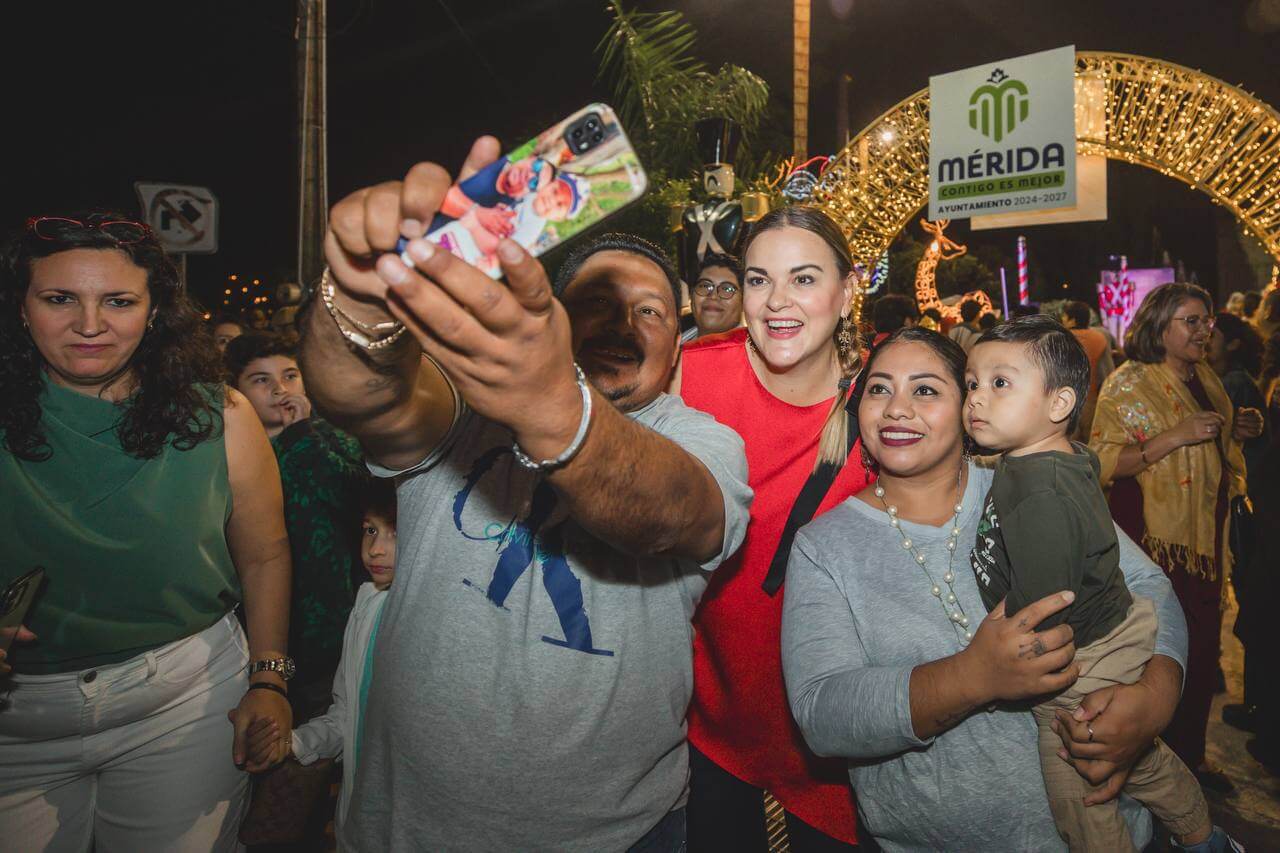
[
  {"xmin": 343, "ymin": 393, "xmax": 752, "ymax": 852},
  {"xmin": 781, "ymin": 462, "xmax": 1188, "ymax": 853}
]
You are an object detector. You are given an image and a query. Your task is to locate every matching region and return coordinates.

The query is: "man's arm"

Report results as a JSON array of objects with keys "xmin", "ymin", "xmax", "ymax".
[
  {"xmin": 314, "ymin": 143, "xmax": 743, "ymax": 563},
  {"xmin": 298, "ymin": 281, "xmax": 455, "ymax": 472},
  {"xmin": 547, "ymin": 397, "xmax": 744, "ymax": 563},
  {"xmin": 376, "ymin": 237, "xmax": 741, "ymax": 564},
  {"xmin": 298, "ymin": 143, "xmax": 506, "ymax": 472}
]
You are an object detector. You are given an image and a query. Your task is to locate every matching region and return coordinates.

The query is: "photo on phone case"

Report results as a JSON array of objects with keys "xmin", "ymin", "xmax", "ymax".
[{"xmin": 425, "ymin": 104, "xmax": 647, "ymax": 276}]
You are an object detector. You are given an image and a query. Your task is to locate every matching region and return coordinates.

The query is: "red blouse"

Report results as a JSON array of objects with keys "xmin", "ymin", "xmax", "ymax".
[{"xmin": 681, "ymin": 328, "xmax": 869, "ymax": 844}]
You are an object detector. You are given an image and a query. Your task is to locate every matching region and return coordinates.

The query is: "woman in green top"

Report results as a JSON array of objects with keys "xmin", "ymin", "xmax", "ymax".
[{"xmin": 0, "ymin": 212, "xmax": 292, "ymax": 851}]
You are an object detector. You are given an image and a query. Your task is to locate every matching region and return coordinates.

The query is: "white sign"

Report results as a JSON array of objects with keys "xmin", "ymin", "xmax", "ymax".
[
  {"xmin": 928, "ymin": 45, "xmax": 1077, "ymax": 220},
  {"xmin": 972, "ymin": 74, "xmax": 1106, "ymax": 230},
  {"xmin": 135, "ymin": 182, "xmax": 218, "ymax": 254}
]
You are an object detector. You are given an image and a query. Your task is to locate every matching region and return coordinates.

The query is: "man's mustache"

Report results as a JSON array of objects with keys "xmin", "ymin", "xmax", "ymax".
[{"xmin": 579, "ymin": 334, "xmax": 644, "ymax": 364}]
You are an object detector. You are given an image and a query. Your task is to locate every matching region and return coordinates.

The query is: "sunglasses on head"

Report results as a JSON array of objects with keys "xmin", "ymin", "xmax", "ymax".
[
  {"xmin": 26, "ymin": 216, "xmax": 153, "ymax": 245},
  {"xmin": 526, "ymin": 158, "xmax": 553, "ymax": 192}
]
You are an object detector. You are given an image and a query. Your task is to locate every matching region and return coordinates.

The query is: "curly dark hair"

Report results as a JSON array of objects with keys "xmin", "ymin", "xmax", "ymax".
[{"xmin": 0, "ymin": 211, "xmax": 224, "ymax": 460}]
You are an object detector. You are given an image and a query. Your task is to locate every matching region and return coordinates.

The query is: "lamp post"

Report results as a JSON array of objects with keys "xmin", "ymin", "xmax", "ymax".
[{"xmin": 793, "ymin": 0, "xmax": 810, "ymax": 159}]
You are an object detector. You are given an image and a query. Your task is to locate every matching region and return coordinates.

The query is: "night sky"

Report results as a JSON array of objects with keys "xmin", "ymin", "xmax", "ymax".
[{"xmin": 5, "ymin": 1, "xmax": 1278, "ymax": 310}]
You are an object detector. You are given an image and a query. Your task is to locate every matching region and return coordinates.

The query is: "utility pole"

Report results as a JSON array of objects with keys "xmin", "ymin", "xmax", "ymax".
[
  {"xmin": 296, "ymin": 0, "xmax": 328, "ymax": 289},
  {"xmin": 793, "ymin": 0, "xmax": 810, "ymax": 160},
  {"xmin": 835, "ymin": 72, "xmax": 852, "ymax": 147}
]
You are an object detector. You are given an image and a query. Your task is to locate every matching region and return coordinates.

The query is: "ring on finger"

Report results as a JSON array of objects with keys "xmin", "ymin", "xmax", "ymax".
[{"xmin": 1087, "ymin": 723, "xmax": 1095, "ymax": 742}]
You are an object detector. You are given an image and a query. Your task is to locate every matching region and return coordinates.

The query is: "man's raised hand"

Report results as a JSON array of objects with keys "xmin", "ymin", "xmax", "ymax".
[
  {"xmin": 373, "ymin": 235, "xmax": 581, "ymax": 460},
  {"xmin": 323, "ymin": 137, "xmax": 502, "ymax": 304}
]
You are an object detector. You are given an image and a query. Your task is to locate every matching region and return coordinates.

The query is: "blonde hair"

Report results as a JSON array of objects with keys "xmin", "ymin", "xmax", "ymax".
[{"xmin": 740, "ymin": 206, "xmax": 863, "ymax": 470}]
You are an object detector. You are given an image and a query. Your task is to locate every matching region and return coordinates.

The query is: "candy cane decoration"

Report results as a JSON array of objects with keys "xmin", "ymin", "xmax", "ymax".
[{"xmin": 1017, "ymin": 235, "xmax": 1029, "ymax": 305}]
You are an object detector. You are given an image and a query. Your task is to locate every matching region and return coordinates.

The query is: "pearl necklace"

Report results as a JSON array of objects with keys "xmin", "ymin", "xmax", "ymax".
[{"xmin": 874, "ymin": 469, "xmax": 973, "ymax": 643}]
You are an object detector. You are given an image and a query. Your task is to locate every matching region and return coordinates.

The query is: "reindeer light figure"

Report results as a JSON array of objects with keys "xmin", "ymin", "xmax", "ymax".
[{"xmin": 914, "ymin": 219, "xmax": 994, "ymax": 321}]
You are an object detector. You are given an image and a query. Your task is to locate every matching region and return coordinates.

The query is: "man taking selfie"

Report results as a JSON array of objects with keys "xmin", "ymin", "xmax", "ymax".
[{"xmin": 297, "ymin": 136, "xmax": 752, "ymax": 852}]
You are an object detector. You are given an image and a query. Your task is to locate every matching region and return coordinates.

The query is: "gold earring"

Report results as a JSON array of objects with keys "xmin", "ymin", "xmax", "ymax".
[{"xmin": 837, "ymin": 316, "xmax": 853, "ymax": 354}]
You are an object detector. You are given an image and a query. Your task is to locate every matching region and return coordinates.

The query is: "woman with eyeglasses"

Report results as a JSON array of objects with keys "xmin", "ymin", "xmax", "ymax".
[
  {"xmin": 0, "ymin": 212, "xmax": 292, "ymax": 850},
  {"xmin": 682, "ymin": 252, "xmax": 745, "ymax": 343},
  {"xmin": 1090, "ymin": 283, "xmax": 1263, "ymax": 793},
  {"xmin": 674, "ymin": 207, "xmax": 867, "ymax": 851}
]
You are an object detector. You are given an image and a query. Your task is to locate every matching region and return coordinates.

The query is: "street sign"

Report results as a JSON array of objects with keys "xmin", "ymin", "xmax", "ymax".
[
  {"xmin": 928, "ymin": 45, "xmax": 1077, "ymax": 221},
  {"xmin": 134, "ymin": 182, "xmax": 218, "ymax": 254}
]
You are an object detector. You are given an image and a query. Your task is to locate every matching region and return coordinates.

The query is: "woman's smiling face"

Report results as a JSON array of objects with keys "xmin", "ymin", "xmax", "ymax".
[
  {"xmin": 858, "ymin": 340, "xmax": 966, "ymax": 478},
  {"xmin": 741, "ymin": 225, "xmax": 852, "ymax": 371}
]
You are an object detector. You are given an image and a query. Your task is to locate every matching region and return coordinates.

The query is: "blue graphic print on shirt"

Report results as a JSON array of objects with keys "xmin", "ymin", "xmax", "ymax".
[{"xmin": 451, "ymin": 446, "xmax": 613, "ymax": 657}]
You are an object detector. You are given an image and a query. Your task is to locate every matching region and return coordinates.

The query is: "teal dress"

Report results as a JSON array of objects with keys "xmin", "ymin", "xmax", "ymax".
[{"xmin": 0, "ymin": 377, "xmax": 240, "ymax": 674}]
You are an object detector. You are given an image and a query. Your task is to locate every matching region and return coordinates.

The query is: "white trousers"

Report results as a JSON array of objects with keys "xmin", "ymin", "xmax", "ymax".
[{"xmin": 0, "ymin": 612, "xmax": 250, "ymax": 852}]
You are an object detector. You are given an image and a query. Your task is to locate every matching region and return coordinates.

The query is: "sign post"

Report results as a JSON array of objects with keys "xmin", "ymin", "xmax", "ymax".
[
  {"xmin": 1017, "ymin": 235, "xmax": 1029, "ymax": 304},
  {"xmin": 928, "ymin": 45, "xmax": 1077, "ymax": 221},
  {"xmin": 134, "ymin": 183, "xmax": 219, "ymax": 289}
]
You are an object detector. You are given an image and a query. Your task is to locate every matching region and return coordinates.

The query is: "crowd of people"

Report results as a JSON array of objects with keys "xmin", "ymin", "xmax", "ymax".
[{"xmin": 0, "ymin": 136, "xmax": 1276, "ymax": 853}]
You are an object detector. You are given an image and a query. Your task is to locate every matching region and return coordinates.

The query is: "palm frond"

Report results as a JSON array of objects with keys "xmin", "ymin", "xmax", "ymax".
[{"xmin": 597, "ymin": 2, "xmax": 705, "ymax": 140}]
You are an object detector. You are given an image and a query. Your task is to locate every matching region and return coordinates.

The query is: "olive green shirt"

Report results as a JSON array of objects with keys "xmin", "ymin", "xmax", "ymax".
[
  {"xmin": 969, "ymin": 443, "xmax": 1132, "ymax": 647},
  {"xmin": 0, "ymin": 378, "xmax": 239, "ymax": 674}
]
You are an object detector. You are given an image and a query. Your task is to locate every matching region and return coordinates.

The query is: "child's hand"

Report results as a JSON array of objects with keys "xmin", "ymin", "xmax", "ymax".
[
  {"xmin": 279, "ymin": 394, "xmax": 312, "ymax": 428},
  {"xmin": 474, "ymin": 205, "xmax": 516, "ymax": 238}
]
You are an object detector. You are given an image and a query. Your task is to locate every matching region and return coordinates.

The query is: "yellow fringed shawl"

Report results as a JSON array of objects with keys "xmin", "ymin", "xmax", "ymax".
[{"xmin": 1089, "ymin": 360, "xmax": 1246, "ymax": 581}]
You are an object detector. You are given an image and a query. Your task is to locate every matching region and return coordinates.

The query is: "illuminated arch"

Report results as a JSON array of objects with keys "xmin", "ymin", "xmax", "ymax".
[{"xmin": 814, "ymin": 52, "xmax": 1280, "ymax": 311}]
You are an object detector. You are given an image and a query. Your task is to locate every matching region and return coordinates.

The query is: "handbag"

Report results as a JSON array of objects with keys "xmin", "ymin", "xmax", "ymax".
[
  {"xmin": 238, "ymin": 756, "xmax": 337, "ymax": 846},
  {"xmin": 1229, "ymin": 494, "xmax": 1256, "ymax": 583}
]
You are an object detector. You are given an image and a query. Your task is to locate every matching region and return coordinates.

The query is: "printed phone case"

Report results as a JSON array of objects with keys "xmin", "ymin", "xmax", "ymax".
[{"xmin": 403, "ymin": 104, "xmax": 648, "ymax": 278}]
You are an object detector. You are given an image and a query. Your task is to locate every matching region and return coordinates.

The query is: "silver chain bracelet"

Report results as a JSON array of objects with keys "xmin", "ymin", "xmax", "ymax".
[{"xmin": 511, "ymin": 364, "xmax": 593, "ymax": 472}]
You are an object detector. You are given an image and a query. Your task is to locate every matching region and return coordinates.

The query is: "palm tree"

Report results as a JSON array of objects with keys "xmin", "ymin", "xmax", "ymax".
[{"xmin": 596, "ymin": 1, "xmax": 772, "ymax": 183}]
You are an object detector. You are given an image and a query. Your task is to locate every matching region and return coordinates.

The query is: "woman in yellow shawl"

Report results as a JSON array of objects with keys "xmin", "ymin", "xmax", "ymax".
[{"xmin": 1091, "ymin": 283, "xmax": 1264, "ymax": 792}]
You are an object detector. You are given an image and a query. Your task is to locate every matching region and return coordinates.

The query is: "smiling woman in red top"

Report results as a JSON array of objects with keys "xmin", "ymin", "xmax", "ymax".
[{"xmin": 675, "ymin": 206, "xmax": 869, "ymax": 850}]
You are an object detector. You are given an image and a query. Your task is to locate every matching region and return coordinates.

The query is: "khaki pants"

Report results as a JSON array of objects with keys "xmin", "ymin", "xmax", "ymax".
[{"xmin": 1033, "ymin": 597, "xmax": 1210, "ymax": 851}]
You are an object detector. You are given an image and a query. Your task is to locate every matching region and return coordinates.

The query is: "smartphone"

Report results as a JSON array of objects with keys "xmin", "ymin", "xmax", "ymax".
[
  {"xmin": 395, "ymin": 103, "xmax": 648, "ymax": 278},
  {"xmin": 1, "ymin": 567, "xmax": 44, "ymax": 654}
]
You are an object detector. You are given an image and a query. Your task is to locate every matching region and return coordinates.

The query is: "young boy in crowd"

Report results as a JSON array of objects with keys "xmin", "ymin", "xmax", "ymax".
[
  {"xmin": 249, "ymin": 480, "xmax": 397, "ymax": 835},
  {"xmin": 224, "ymin": 333, "xmax": 368, "ymax": 722},
  {"xmin": 963, "ymin": 316, "xmax": 1235, "ymax": 853}
]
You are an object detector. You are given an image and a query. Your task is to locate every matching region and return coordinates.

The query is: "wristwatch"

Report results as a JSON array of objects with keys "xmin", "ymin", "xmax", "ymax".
[{"xmin": 247, "ymin": 656, "xmax": 296, "ymax": 681}]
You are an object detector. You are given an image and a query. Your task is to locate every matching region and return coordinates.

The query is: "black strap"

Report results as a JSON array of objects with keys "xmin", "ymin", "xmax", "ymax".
[
  {"xmin": 761, "ymin": 393, "xmax": 859, "ymax": 596},
  {"xmin": 247, "ymin": 682, "xmax": 289, "ymax": 699}
]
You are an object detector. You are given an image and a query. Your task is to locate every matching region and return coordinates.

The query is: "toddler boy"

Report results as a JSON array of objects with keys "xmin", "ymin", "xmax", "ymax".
[{"xmin": 964, "ymin": 315, "xmax": 1233, "ymax": 853}]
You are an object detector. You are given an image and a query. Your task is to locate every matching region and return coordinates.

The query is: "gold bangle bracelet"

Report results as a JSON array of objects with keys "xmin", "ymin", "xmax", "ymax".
[
  {"xmin": 320, "ymin": 268, "xmax": 400, "ymax": 336},
  {"xmin": 319, "ymin": 269, "xmax": 407, "ymax": 351}
]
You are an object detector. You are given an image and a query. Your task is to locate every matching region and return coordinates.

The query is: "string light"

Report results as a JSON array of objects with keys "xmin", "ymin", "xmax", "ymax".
[
  {"xmin": 813, "ymin": 51, "xmax": 1280, "ymax": 323},
  {"xmin": 913, "ymin": 219, "xmax": 993, "ymax": 320}
]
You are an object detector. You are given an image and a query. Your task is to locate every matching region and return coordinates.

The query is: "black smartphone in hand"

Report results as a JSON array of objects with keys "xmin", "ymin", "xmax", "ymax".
[{"xmin": 1, "ymin": 567, "xmax": 44, "ymax": 653}]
